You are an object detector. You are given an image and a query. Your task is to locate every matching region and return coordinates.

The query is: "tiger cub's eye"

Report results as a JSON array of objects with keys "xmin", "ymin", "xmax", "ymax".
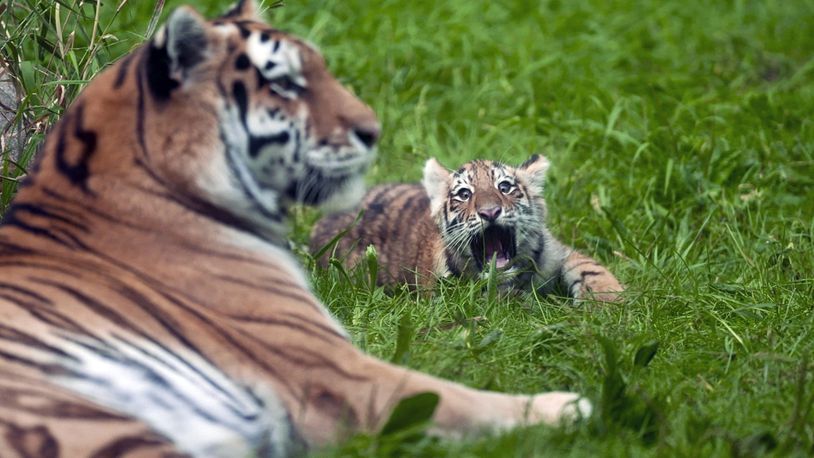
[
  {"xmin": 455, "ymin": 188, "xmax": 472, "ymax": 200},
  {"xmin": 498, "ymin": 181, "xmax": 513, "ymax": 194}
]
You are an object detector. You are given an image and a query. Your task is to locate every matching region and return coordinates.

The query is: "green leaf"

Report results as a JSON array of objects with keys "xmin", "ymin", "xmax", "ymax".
[
  {"xmin": 328, "ymin": 257, "xmax": 352, "ymax": 287},
  {"xmin": 391, "ymin": 312, "xmax": 414, "ymax": 364},
  {"xmin": 633, "ymin": 340, "xmax": 659, "ymax": 368},
  {"xmin": 18, "ymin": 61, "xmax": 37, "ymax": 95},
  {"xmin": 365, "ymin": 244, "xmax": 379, "ymax": 290},
  {"xmin": 475, "ymin": 329, "xmax": 503, "ymax": 353},
  {"xmin": 486, "ymin": 255, "xmax": 498, "ymax": 304},
  {"xmin": 597, "ymin": 335, "xmax": 619, "ymax": 375},
  {"xmin": 380, "ymin": 392, "xmax": 440, "ymax": 437}
]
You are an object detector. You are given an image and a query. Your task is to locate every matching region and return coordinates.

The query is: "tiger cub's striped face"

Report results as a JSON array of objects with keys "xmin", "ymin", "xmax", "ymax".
[
  {"xmin": 149, "ymin": 1, "xmax": 379, "ymax": 220},
  {"xmin": 423, "ymin": 156, "xmax": 550, "ymax": 273}
]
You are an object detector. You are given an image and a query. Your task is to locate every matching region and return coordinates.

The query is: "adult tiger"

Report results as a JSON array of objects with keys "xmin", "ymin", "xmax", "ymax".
[{"xmin": 0, "ymin": 2, "xmax": 589, "ymax": 456}]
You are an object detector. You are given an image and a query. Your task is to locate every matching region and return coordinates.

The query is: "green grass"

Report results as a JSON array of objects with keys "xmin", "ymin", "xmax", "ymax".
[{"xmin": 3, "ymin": 0, "xmax": 814, "ymax": 456}]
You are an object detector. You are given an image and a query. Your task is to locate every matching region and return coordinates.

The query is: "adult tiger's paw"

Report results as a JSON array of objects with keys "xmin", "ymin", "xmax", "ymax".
[{"xmin": 527, "ymin": 391, "xmax": 592, "ymax": 425}]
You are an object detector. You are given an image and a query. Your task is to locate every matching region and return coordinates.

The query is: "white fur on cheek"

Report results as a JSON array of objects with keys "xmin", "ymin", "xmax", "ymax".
[{"xmin": 318, "ymin": 177, "xmax": 366, "ymax": 213}]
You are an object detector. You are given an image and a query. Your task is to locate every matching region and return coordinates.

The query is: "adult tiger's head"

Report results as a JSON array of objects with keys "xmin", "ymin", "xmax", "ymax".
[
  {"xmin": 29, "ymin": 0, "xmax": 378, "ymax": 238},
  {"xmin": 422, "ymin": 155, "xmax": 550, "ymax": 275}
]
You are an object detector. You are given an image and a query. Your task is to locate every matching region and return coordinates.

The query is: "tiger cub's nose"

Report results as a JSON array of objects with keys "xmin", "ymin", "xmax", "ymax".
[{"xmin": 478, "ymin": 206, "xmax": 502, "ymax": 222}]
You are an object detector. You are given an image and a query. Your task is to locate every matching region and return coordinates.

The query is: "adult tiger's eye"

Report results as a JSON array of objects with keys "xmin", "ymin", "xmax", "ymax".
[{"xmin": 271, "ymin": 76, "xmax": 297, "ymax": 92}]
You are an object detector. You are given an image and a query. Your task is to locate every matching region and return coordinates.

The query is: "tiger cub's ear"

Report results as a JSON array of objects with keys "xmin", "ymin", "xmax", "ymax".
[
  {"xmin": 147, "ymin": 7, "xmax": 210, "ymax": 99},
  {"xmin": 517, "ymin": 154, "xmax": 550, "ymax": 191},
  {"xmin": 422, "ymin": 158, "xmax": 451, "ymax": 215},
  {"xmin": 220, "ymin": 0, "xmax": 260, "ymax": 20}
]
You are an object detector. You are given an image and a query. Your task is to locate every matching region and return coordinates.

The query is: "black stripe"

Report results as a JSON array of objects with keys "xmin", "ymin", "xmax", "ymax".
[
  {"xmin": 135, "ymin": 49, "xmax": 151, "ymax": 162},
  {"xmin": 134, "ymin": 157, "xmax": 281, "ymax": 239},
  {"xmin": 580, "ymin": 270, "xmax": 603, "ymax": 278},
  {"xmin": 249, "ymin": 130, "xmax": 290, "ymax": 158},
  {"xmin": 0, "ymin": 239, "xmax": 34, "ymax": 255},
  {"xmin": 233, "ymin": 80, "xmax": 249, "ymax": 123},
  {"xmin": 110, "ymin": 285, "xmax": 267, "ymax": 410},
  {"xmin": 144, "ymin": 43, "xmax": 178, "ymax": 100},
  {"xmin": 0, "ymin": 385, "xmax": 127, "ymax": 420},
  {"xmin": 4, "ymin": 203, "xmax": 89, "ymax": 233},
  {"xmin": 386, "ymin": 190, "xmax": 420, "ymax": 245},
  {"xmin": 34, "ymin": 280, "xmax": 136, "ymax": 330},
  {"xmin": 1, "ymin": 207, "xmax": 88, "ymax": 250},
  {"xmin": 220, "ymin": 0, "xmax": 248, "ymax": 19},
  {"xmin": 146, "ymin": 286, "xmax": 297, "ymax": 396},
  {"xmin": 113, "ymin": 53, "xmax": 135, "ymax": 89},
  {"xmin": 236, "ymin": 24, "xmax": 252, "ymax": 39},
  {"xmin": 90, "ymin": 434, "xmax": 170, "ymax": 458},
  {"xmin": 225, "ymin": 313, "xmax": 345, "ymax": 344},
  {"xmin": 53, "ymin": 103, "xmax": 97, "ymax": 194},
  {"xmin": 55, "ymin": 333, "xmax": 229, "ymax": 426},
  {"xmin": 363, "ymin": 185, "xmax": 402, "ymax": 221},
  {"xmin": 520, "ymin": 154, "xmax": 540, "ymax": 170},
  {"xmin": 0, "ymin": 289, "xmax": 101, "ymax": 339},
  {"xmin": 44, "ymin": 184, "xmax": 275, "ymax": 267},
  {"xmin": 251, "ymin": 336, "xmax": 370, "ymax": 383},
  {"xmin": 22, "ymin": 303, "xmax": 93, "ymax": 336},
  {"xmin": 220, "ymin": 131, "xmax": 286, "ymax": 225},
  {"xmin": 2, "ymin": 422, "xmax": 59, "ymax": 457},
  {"xmin": 42, "ymin": 243, "xmax": 293, "ymax": 396},
  {"xmin": 213, "ymin": 273, "xmax": 316, "ymax": 306},
  {"xmin": 18, "ymin": 262, "xmax": 258, "ymax": 417},
  {"xmin": 0, "ymin": 349, "xmax": 82, "ymax": 377},
  {"xmin": 111, "ymin": 332, "xmax": 264, "ymax": 423},
  {"xmin": 0, "ymin": 260, "xmax": 79, "ymax": 277},
  {"xmin": 0, "ymin": 282, "xmax": 53, "ymax": 304},
  {"xmin": 445, "ymin": 250, "xmax": 462, "ymax": 276},
  {"xmin": 0, "ymin": 323, "xmax": 78, "ymax": 361}
]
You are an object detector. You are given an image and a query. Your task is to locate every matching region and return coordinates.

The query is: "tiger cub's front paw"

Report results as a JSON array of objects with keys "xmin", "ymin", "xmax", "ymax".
[{"xmin": 574, "ymin": 275, "xmax": 624, "ymax": 303}]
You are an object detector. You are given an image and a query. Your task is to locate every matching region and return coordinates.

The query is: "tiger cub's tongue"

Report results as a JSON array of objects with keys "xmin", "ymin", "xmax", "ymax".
[{"xmin": 485, "ymin": 238, "xmax": 510, "ymax": 269}]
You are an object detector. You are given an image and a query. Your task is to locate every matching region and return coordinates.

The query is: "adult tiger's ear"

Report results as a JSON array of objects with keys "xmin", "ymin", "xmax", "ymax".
[
  {"xmin": 220, "ymin": 0, "xmax": 260, "ymax": 20},
  {"xmin": 147, "ymin": 7, "xmax": 210, "ymax": 99},
  {"xmin": 517, "ymin": 154, "xmax": 550, "ymax": 190},
  {"xmin": 422, "ymin": 158, "xmax": 451, "ymax": 214}
]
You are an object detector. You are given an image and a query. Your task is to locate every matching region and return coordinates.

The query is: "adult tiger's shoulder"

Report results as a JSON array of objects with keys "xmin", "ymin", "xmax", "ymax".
[
  {"xmin": 0, "ymin": 1, "xmax": 588, "ymax": 456},
  {"xmin": 311, "ymin": 155, "xmax": 624, "ymax": 301}
]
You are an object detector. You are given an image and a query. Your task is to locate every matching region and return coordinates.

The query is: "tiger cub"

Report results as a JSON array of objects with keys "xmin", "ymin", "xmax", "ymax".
[{"xmin": 311, "ymin": 155, "xmax": 623, "ymax": 301}]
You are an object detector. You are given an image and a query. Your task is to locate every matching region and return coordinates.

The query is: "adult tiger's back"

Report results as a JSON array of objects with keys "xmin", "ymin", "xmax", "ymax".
[{"xmin": 0, "ymin": 2, "xmax": 588, "ymax": 456}]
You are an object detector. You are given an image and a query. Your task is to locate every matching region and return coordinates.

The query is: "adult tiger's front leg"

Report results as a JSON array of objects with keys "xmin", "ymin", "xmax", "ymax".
[{"xmin": 223, "ymin": 302, "xmax": 590, "ymax": 445}]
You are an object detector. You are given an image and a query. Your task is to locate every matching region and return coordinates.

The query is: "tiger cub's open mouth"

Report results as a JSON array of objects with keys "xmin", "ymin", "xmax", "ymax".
[{"xmin": 471, "ymin": 225, "xmax": 517, "ymax": 270}]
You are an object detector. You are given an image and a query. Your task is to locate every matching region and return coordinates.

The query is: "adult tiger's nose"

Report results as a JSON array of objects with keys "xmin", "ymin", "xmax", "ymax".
[
  {"xmin": 478, "ymin": 206, "xmax": 502, "ymax": 222},
  {"xmin": 351, "ymin": 122, "xmax": 381, "ymax": 149}
]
